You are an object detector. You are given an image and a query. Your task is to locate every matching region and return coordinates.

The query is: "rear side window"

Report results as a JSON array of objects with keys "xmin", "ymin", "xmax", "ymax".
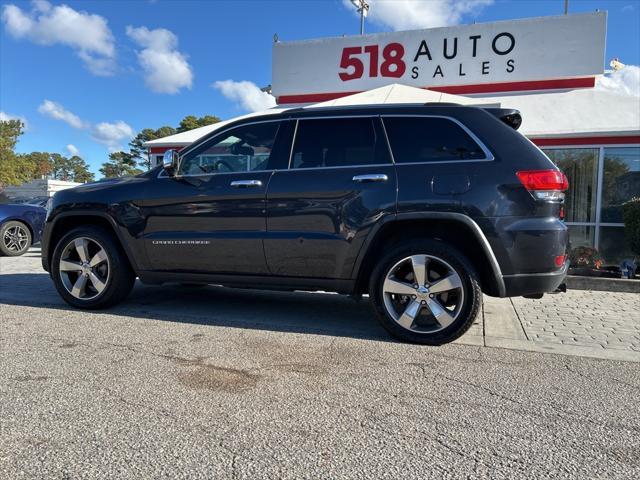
[
  {"xmin": 383, "ymin": 117, "xmax": 488, "ymax": 163},
  {"xmin": 291, "ymin": 117, "xmax": 390, "ymax": 169}
]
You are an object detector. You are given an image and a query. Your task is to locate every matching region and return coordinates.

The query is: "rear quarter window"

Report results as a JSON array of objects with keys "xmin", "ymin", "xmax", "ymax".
[{"xmin": 383, "ymin": 117, "xmax": 488, "ymax": 163}]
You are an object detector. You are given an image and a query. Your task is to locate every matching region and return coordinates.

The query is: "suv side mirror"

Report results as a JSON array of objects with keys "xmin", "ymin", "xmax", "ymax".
[{"xmin": 162, "ymin": 149, "xmax": 180, "ymax": 175}]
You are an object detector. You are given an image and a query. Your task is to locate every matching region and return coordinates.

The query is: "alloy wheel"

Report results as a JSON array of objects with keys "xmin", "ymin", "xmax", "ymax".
[
  {"xmin": 3, "ymin": 225, "xmax": 29, "ymax": 253},
  {"xmin": 382, "ymin": 254, "xmax": 465, "ymax": 333},
  {"xmin": 59, "ymin": 237, "xmax": 110, "ymax": 300}
]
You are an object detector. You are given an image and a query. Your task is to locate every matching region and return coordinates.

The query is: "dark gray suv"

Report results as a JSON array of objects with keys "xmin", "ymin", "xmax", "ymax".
[{"xmin": 42, "ymin": 104, "xmax": 569, "ymax": 344}]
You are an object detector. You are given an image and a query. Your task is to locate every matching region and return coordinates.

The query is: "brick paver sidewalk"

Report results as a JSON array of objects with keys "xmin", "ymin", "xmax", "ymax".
[
  {"xmin": 462, "ymin": 290, "xmax": 640, "ymax": 362},
  {"xmin": 511, "ymin": 291, "xmax": 640, "ymax": 352}
]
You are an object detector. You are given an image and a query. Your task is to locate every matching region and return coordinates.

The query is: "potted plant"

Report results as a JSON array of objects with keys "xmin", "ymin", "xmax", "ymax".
[{"xmin": 568, "ymin": 246, "xmax": 618, "ymax": 278}]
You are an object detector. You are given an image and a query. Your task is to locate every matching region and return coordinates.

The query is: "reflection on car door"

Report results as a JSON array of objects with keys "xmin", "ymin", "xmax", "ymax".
[
  {"xmin": 142, "ymin": 120, "xmax": 292, "ymax": 274},
  {"xmin": 264, "ymin": 116, "xmax": 397, "ymax": 279}
]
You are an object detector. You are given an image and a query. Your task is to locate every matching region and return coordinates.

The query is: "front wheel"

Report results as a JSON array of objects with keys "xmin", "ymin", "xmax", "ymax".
[
  {"xmin": 0, "ymin": 221, "xmax": 32, "ymax": 256},
  {"xmin": 51, "ymin": 226, "xmax": 135, "ymax": 309},
  {"xmin": 369, "ymin": 240, "xmax": 481, "ymax": 345}
]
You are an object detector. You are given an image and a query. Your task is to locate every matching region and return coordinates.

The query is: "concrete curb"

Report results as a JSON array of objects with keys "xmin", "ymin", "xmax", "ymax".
[
  {"xmin": 565, "ymin": 275, "xmax": 640, "ymax": 293},
  {"xmin": 485, "ymin": 337, "xmax": 640, "ymax": 363}
]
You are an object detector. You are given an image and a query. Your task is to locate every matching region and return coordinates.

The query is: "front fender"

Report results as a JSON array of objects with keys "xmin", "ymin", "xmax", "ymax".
[{"xmin": 41, "ymin": 209, "xmax": 145, "ymax": 274}]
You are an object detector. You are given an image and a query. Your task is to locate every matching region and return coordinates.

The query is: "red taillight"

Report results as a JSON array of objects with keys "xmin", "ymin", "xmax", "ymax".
[
  {"xmin": 516, "ymin": 169, "xmax": 569, "ymax": 201},
  {"xmin": 554, "ymin": 255, "xmax": 566, "ymax": 267},
  {"xmin": 516, "ymin": 170, "xmax": 568, "ymax": 191}
]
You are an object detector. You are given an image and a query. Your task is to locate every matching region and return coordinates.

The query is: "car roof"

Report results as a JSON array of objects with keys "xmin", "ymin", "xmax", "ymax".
[{"xmin": 181, "ymin": 103, "xmax": 518, "ymax": 155}]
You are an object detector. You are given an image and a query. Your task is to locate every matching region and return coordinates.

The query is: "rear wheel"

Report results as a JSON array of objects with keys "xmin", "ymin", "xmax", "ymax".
[
  {"xmin": 0, "ymin": 221, "xmax": 31, "ymax": 256},
  {"xmin": 369, "ymin": 239, "xmax": 481, "ymax": 345},
  {"xmin": 51, "ymin": 226, "xmax": 135, "ymax": 309}
]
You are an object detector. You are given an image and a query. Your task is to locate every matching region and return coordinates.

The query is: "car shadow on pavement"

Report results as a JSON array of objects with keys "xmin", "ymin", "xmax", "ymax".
[{"xmin": 0, "ymin": 273, "xmax": 391, "ymax": 342}]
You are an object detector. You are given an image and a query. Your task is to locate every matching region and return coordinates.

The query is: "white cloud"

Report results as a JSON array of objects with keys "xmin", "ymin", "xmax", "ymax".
[
  {"xmin": 66, "ymin": 144, "xmax": 80, "ymax": 156},
  {"xmin": 126, "ymin": 25, "xmax": 193, "ymax": 94},
  {"xmin": 213, "ymin": 80, "xmax": 276, "ymax": 112},
  {"xmin": 0, "ymin": 111, "xmax": 28, "ymax": 129},
  {"xmin": 37, "ymin": 98, "xmax": 134, "ymax": 151},
  {"xmin": 342, "ymin": 0, "xmax": 494, "ymax": 31},
  {"xmin": 38, "ymin": 100, "xmax": 87, "ymax": 129},
  {"xmin": 1, "ymin": 1, "xmax": 116, "ymax": 76},
  {"xmin": 91, "ymin": 121, "xmax": 134, "ymax": 150},
  {"xmin": 596, "ymin": 65, "xmax": 640, "ymax": 97}
]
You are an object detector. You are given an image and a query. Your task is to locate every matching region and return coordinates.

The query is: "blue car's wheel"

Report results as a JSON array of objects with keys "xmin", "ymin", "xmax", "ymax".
[{"xmin": 0, "ymin": 221, "xmax": 31, "ymax": 256}]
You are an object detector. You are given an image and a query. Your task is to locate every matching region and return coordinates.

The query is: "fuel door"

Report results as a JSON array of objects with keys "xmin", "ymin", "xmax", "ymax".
[{"xmin": 431, "ymin": 174, "xmax": 471, "ymax": 195}]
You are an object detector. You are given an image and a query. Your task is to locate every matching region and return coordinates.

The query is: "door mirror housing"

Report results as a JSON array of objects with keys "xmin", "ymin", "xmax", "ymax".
[{"xmin": 162, "ymin": 149, "xmax": 180, "ymax": 175}]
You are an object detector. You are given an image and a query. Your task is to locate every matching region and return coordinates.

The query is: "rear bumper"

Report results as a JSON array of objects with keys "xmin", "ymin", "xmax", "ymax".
[{"xmin": 502, "ymin": 262, "xmax": 569, "ymax": 297}]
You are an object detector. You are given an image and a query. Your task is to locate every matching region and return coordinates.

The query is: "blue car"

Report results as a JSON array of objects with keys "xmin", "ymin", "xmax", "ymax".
[{"xmin": 0, "ymin": 197, "xmax": 48, "ymax": 256}]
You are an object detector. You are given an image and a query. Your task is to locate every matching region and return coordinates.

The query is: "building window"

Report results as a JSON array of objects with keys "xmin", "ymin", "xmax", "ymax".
[
  {"xmin": 566, "ymin": 224, "xmax": 596, "ymax": 249},
  {"xmin": 544, "ymin": 148, "xmax": 599, "ymax": 223},
  {"xmin": 601, "ymin": 147, "xmax": 640, "ymax": 223},
  {"xmin": 599, "ymin": 226, "xmax": 636, "ymax": 265},
  {"xmin": 543, "ymin": 145, "xmax": 640, "ymax": 266}
]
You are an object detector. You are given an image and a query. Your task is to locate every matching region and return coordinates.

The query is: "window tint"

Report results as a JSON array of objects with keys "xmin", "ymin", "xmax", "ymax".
[
  {"xmin": 291, "ymin": 117, "xmax": 389, "ymax": 169},
  {"xmin": 179, "ymin": 122, "xmax": 280, "ymax": 175},
  {"xmin": 383, "ymin": 117, "xmax": 487, "ymax": 163}
]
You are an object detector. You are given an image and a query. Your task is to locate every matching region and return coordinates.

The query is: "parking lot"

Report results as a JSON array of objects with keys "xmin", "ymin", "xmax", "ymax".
[{"xmin": 2, "ymin": 249, "xmax": 639, "ymax": 479}]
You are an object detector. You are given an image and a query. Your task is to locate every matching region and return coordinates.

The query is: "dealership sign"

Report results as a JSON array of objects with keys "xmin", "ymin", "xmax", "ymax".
[{"xmin": 272, "ymin": 12, "xmax": 606, "ymax": 103}]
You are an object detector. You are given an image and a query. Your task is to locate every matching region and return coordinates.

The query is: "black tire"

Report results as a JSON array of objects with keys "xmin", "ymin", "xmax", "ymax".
[
  {"xmin": 50, "ymin": 226, "xmax": 135, "ymax": 309},
  {"xmin": 369, "ymin": 239, "xmax": 482, "ymax": 345},
  {"xmin": 0, "ymin": 220, "xmax": 32, "ymax": 256}
]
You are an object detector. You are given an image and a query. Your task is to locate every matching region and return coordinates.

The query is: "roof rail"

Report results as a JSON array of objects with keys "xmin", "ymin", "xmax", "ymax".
[{"xmin": 422, "ymin": 102, "xmax": 461, "ymax": 106}]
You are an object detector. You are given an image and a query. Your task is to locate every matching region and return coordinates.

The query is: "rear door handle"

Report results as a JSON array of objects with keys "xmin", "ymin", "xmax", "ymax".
[
  {"xmin": 352, "ymin": 174, "xmax": 388, "ymax": 183},
  {"xmin": 230, "ymin": 180, "xmax": 263, "ymax": 188}
]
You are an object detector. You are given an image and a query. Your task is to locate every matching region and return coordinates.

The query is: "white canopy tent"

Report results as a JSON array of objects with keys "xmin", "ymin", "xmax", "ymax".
[{"xmin": 143, "ymin": 85, "xmax": 500, "ymax": 150}]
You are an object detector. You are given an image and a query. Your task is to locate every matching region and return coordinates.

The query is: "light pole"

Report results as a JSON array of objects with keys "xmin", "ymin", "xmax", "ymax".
[{"xmin": 350, "ymin": 0, "xmax": 369, "ymax": 35}]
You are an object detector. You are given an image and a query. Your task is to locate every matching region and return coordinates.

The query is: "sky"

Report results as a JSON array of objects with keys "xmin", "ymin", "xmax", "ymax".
[{"xmin": 1, "ymin": 0, "xmax": 639, "ymax": 175}]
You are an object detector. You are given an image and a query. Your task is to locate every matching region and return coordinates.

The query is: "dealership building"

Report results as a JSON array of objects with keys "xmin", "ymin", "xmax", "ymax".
[{"xmin": 145, "ymin": 12, "xmax": 640, "ymax": 265}]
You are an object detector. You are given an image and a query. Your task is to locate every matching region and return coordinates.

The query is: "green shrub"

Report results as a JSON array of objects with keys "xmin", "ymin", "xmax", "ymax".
[{"xmin": 623, "ymin": 197, "xmax": 640, "ymax": 255}]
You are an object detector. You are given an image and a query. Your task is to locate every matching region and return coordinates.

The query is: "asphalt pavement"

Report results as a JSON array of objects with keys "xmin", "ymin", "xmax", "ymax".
[{"xmin": 1, "ymin": 250, "xmax": 639, "ymax": 479}]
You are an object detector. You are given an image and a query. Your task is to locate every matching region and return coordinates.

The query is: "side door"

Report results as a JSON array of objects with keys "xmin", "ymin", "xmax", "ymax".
[
  {"xmin": 264, "ymin": 116, "xmax": 397, "ymax": 279},
  {"xmin": 142, "ymin": 120, "xmax": 290, "ymax": 274}
]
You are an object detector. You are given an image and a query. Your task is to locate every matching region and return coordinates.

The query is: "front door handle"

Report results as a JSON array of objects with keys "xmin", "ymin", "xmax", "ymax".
[
  {"xmin": 352, "ymin": 174, "xmax": 388, "ymax": 183},
  {"xmin": 230, "ymin": 180, "xmax": 263, "ymax": 188}
]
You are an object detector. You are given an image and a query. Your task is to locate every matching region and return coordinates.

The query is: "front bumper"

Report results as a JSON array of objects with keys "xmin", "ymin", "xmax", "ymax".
[
  {"xmin": 502, "ymin": 262, "xmax": 569, "ymax": 297},
  {"xmin": 40, "ymin": 222, "xmax": 52, "ymax": 272}
]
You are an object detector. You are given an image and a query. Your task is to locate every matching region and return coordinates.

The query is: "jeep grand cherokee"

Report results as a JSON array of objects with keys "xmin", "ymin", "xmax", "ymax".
[{"xmin": 41, "ymin": 104, "xmax": 569, "ymax": 344}]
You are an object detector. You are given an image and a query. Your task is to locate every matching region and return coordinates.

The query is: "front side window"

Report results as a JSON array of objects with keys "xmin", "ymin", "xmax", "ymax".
[
  {"xmin": 290, "ymin": 117, "xmax": 389, "ymax": 169},
  {"xmin": 383, "ymin": 117, "xmax": 487, "ymax": 163},
  {"xmin": 179, "ymin": 122, "xmax": 280, "ymax": 175}
]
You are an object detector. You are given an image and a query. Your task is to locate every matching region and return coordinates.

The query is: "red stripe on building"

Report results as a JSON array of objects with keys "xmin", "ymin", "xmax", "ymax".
[
  {"xmin": 430, "ymin": 77, "xmax": 596, "ymax": 95},
  {"xmin": 531, "ymin": 136, "xmax": 640, "ymax": 146},
  {"xmin": 149, "ymin": 146, "xmax": 183, "ymax": 154},
  {"xmin": 277, "ymin": 77, "xmax": 596, "ymax": 104}
]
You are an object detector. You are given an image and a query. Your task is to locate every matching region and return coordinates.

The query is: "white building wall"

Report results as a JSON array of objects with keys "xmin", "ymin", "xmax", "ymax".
[{"xmin": 3, "ymin": 179, "xmax": 81, "ymax": 199}]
